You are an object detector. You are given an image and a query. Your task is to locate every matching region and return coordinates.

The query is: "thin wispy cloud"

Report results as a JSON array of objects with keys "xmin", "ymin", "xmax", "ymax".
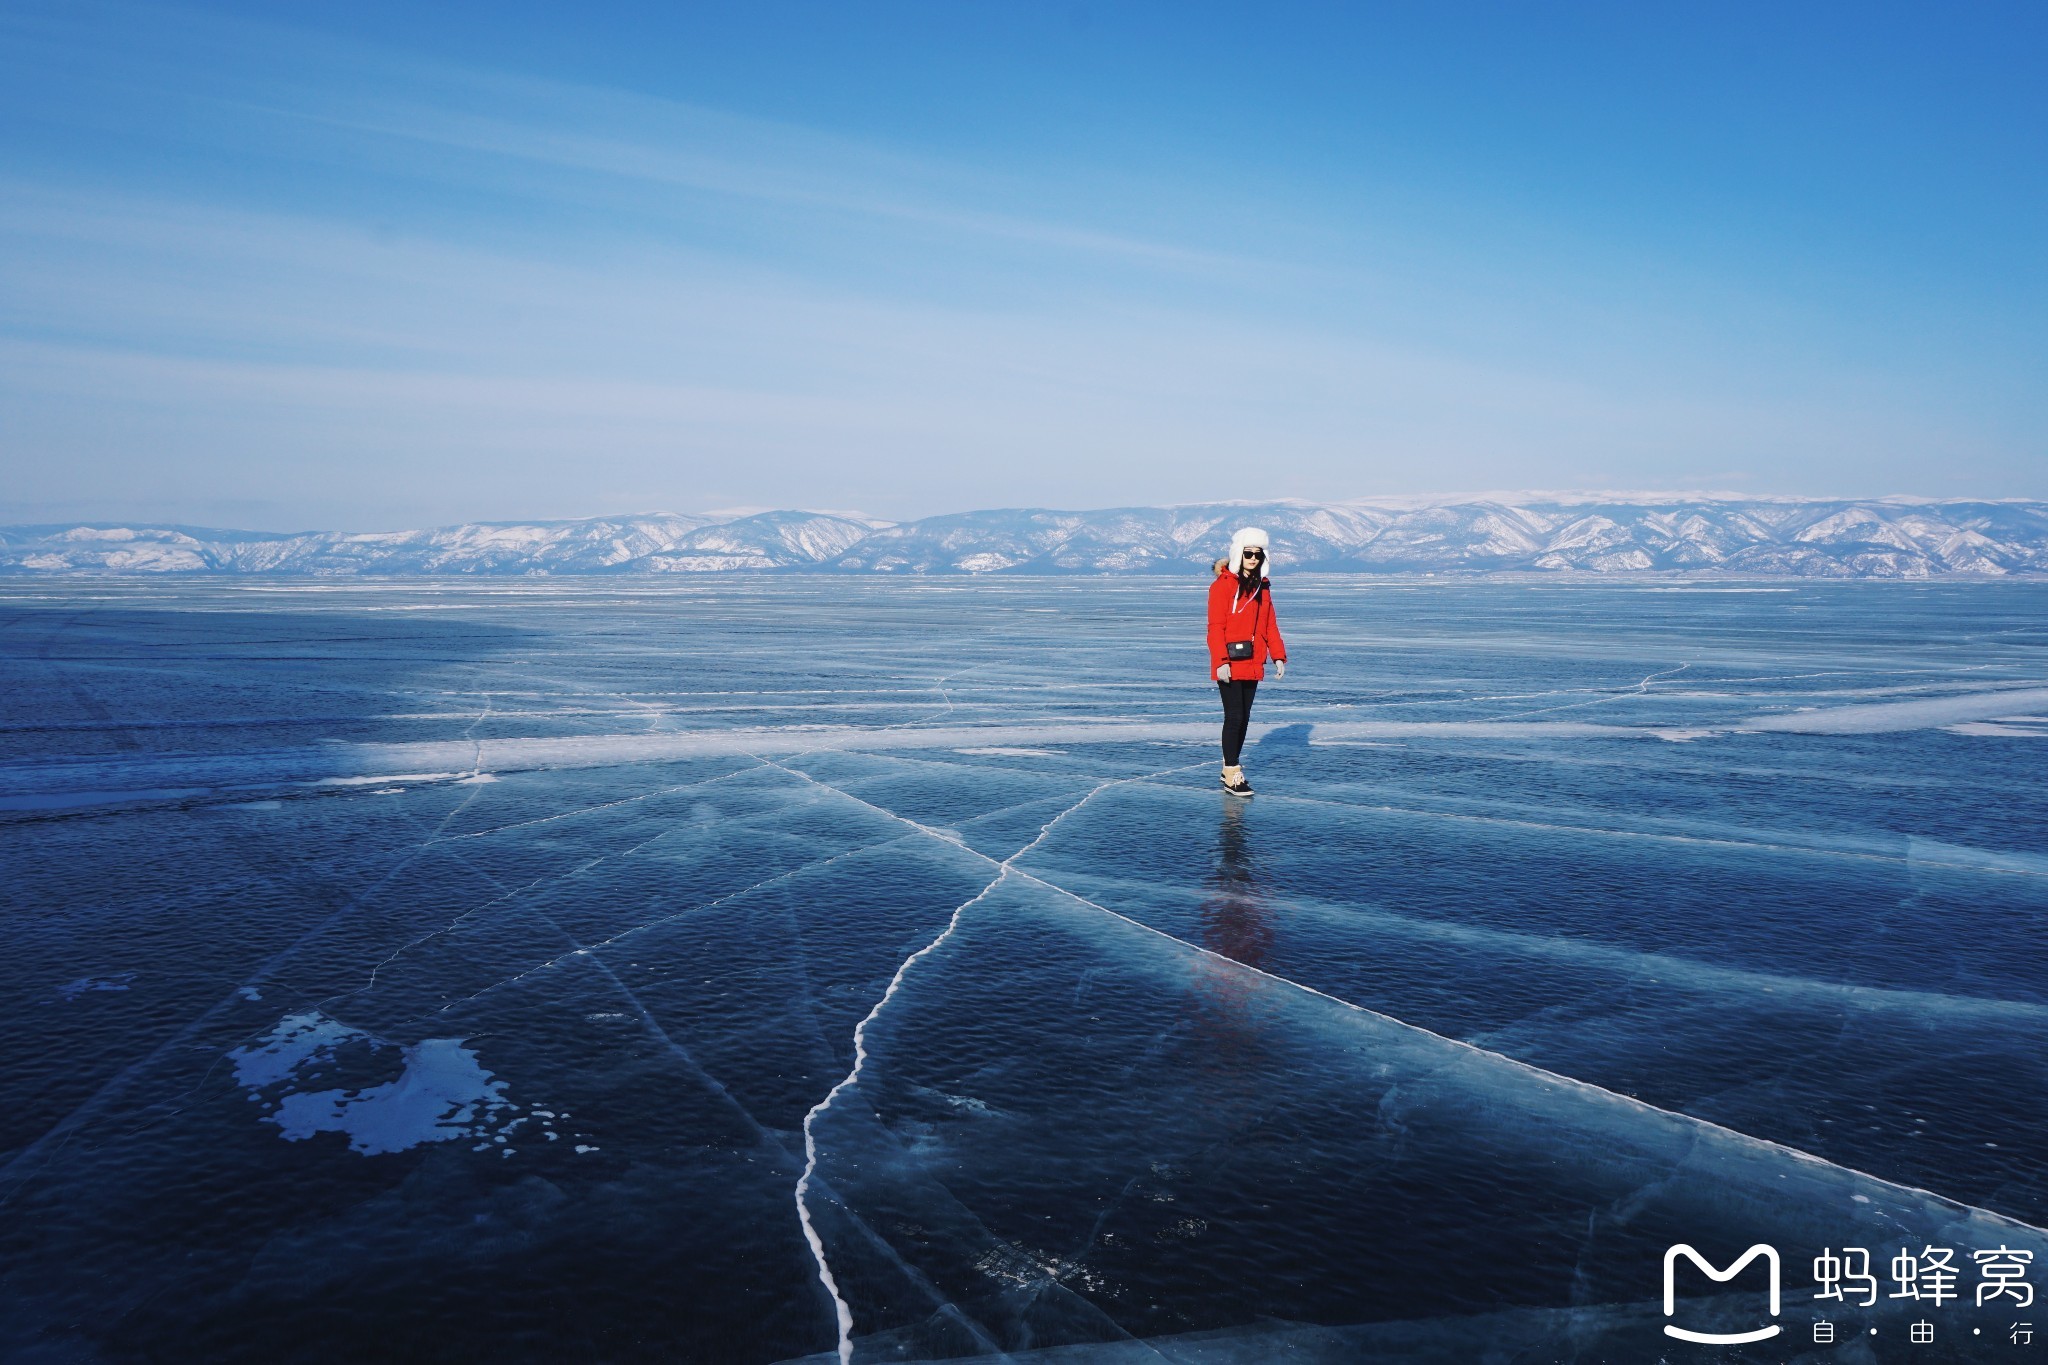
[
  {"xmin": 258, "ymin": 91, "xmax": 1249, "ymax": 276},
  {"xmin": 0, "ymin": 0, "xmax": 2040, "ymax": 526}
]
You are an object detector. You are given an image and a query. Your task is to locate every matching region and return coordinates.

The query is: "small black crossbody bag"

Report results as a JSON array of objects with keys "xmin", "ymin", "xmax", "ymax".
[{"xmin": 1224, "ymin": 586, "xmax": 1264, "ymax": 661}]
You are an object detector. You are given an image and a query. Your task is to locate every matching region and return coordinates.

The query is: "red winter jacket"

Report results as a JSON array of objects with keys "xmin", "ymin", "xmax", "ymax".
[{"xmin": 1207, "ymin": 571, "xmax": 1286, "ymax": 681}]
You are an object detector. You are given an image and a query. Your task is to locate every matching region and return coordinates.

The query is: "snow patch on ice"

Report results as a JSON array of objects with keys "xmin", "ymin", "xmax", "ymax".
[
  {"xmin": 229, "ymin": 1012, "xmax": 356, "ymax": 1089},
  {"xmin": 227, "ymin": 1011, "xmax": 547, "ymax": 1156},
  {"xmin": 269, "ymin": 1040, "xmax": 514, "ymax": 1155}
]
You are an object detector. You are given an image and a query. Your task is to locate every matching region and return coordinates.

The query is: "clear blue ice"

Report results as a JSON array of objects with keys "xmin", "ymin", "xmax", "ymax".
[{"xmin": 3, "ymin": 577, "xmax": 2046, "ymax": 1362}]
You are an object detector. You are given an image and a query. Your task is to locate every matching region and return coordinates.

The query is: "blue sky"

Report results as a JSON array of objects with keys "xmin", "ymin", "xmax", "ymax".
[{"xmin": 1, "ymin": 0, "xmax": 2043, "ymax": 529}]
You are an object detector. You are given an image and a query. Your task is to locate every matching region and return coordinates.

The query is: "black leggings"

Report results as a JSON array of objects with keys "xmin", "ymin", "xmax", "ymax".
[{"xmin": 1217, "ymin": 679, "xmax": 1259, "ymax": 765}]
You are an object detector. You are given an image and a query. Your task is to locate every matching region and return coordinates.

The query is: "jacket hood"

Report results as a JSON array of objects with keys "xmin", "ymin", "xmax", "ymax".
[{"xmin": 1228, "ymin": 526, "xmax": 1271, "ymax": 576}]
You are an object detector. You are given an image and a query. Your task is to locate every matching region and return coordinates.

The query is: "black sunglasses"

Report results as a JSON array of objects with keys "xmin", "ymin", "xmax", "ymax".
[{"xmin": 1241, "ymin": 549, "xmax": 1264, "ymax": 559}]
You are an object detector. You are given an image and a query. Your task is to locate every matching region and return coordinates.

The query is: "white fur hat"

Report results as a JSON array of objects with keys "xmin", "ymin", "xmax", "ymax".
[{"xmin": 1228, "ymin": 526, "xmax": 1270, "ymax": 575}]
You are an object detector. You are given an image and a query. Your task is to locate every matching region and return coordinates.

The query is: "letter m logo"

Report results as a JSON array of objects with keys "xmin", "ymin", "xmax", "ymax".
[{"xmin": 1662, "ymin": 1243, "xmax": 1782, "ymax": 1344}]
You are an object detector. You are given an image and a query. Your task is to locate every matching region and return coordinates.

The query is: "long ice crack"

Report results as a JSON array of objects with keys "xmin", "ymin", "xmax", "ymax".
[{"xmin": 785, "ymin": 757, "xmax": 1204, "ymax": 1365}]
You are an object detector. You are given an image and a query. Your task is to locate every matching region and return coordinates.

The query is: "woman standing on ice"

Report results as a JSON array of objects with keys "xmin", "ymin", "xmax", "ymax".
[{"xmin": 1207, "ymin": 527, "xmax": 1286, "ymax": 797}]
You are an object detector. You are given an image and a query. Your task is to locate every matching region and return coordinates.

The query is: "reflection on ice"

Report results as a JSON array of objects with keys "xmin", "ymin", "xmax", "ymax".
[{"xmin": 1196, "ymin": 802, "xmax": 1273, "ymax": 972}]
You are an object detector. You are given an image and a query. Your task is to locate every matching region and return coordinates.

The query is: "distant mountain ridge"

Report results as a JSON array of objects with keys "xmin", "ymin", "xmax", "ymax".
[{"xmin": 6, "ymin": 497, "xmax": 2046, "ymax": 578}]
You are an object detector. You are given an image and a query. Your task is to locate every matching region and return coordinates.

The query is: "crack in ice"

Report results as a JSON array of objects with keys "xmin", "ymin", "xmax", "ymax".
[
  {"xmin": 1004, "ymin": 864, "xmax": 2048, "ymax": 1241},
  {"xmin": 1250, "ymin": 785, "xmax": 2048, "ymax": 879},
  {"xmin": 0, "ymin": 835, "xmax": 445, "ymax": 1207},
  {"xmin": 404, "ymin": 840, "xmax": 1005, "ymax": 1348},
  {"xmin": 320, "ymin": 809, "xmax": 707, "ymax": 1019},
  {"xmin": 783, "ymin": 757, "xmax": 1205, "ymax": 1365},
  {"xmin": 423, "ymin": 829, "xmax": 928, "ymax": 1019},
  {"xmin": 425, "ymin": 763, "xmax": 760, "ymax": 844},
  {"xmin": 394, "ymin": 759, "xmax": 1116, "ymax": 1027},
  {"xmin": 1486, "ymin": 661, "xmax": 1692, "ymax": 720}
]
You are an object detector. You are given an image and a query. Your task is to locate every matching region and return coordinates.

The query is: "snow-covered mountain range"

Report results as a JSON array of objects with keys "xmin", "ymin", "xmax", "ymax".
[{"xmin": 6, "ymin": 497, "xmax": 2046, "ymax": 578}]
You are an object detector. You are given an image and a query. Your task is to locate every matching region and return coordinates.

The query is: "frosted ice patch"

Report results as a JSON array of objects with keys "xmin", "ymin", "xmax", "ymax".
[
  {"xmin": 228, "ymin": 1011, "xmax": 548, "ymax": 1156},
  {"xmin": 908, "ymin": 1083, "xmax": 1002, "ymax": 1117},
  {"xmin": 309, "ymin": 772, "xmax": 464, "ymax": 787},
  {"xmin": 972, "ymin": 1240, "xmax": 1106, "ymax": 1292},
  {"xmin": 0, "ymin": 788, "xmax": 209, "ymax": 811},
  {"xmin": 1946, "ymin": 721, "xmax": 2048, "ymax": 738},
  {"xmin": 0, "ymin": 715, "xmax": 1695, "ymax": 805},
  {"xmin": 1740, "ymin": 686, "xmax": 2048, "ymax": 734},
  {"xmin": 56, "ymin": 972, "xmax": 136, "ymax": 1000},
  {"xmin": 953, "ymin": 747, "xmax": 1063, "ymax": 758},
  {"xmin": 1907, "ymin": 837, "xmax": 2048, "ymax": 879}
]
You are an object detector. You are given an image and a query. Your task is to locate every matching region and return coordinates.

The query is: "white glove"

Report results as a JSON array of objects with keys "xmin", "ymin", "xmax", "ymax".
[
  {"xmin": 1215, "ymin": 663, "xmax": 1231, "ymax": 682},
  {"xmin": 1274, "ymin": 659, "xmax": 1286, "ymax": 680}
]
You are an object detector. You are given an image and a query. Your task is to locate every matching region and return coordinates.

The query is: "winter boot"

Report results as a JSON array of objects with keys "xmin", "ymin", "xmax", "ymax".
[{"xmin": 1221, "ymin": 764, "xmax": 1254, "ymax": 797}]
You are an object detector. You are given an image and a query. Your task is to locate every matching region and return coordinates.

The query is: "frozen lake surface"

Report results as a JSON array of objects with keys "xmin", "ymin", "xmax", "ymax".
[{"xmin": 3, "ymin": 577, "xmax": 2046, "ymax": 1363}]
